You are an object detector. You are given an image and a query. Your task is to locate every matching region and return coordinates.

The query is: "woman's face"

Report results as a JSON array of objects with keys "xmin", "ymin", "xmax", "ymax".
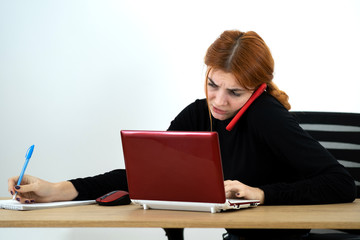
[{"xmin": 207, "ymin": 69, "xmax": 254, "ymax": 121}]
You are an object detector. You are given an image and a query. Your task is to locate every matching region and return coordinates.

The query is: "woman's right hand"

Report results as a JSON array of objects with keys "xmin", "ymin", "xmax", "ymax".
[{"xmin": 8, "ymin": 175, "xmax": 78, "ymax": 203}]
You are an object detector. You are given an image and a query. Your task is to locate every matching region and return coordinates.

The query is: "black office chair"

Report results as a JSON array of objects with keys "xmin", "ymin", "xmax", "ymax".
[{"xmin": 291, "ymin": 111, "xmax": 360, "ymax": 239}]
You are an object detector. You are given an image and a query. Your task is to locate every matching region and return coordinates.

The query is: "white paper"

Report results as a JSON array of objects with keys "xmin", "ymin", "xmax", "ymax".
[{"xmin": 0, "ymin": 199, "xmax": 95, "ymax": 211}]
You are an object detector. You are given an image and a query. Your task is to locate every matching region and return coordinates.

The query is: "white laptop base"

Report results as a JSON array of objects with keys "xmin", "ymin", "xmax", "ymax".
[{"xmin": 132, "ymin": 199, "xmax": 260, "ymax": 213}]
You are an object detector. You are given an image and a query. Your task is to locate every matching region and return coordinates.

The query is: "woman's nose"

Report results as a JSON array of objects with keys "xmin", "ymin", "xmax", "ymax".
[{"xmin": 214, "ymin": 91, "xmax": 227, "ymax": 106}]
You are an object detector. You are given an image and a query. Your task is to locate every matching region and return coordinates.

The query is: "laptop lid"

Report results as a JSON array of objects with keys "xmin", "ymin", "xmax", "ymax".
[{"xmin": 120, "ymin": 130, "xmax": 226, "ymax": 204}]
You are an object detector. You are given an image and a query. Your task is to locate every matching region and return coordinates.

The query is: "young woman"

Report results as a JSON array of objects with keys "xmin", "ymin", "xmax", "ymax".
[{"xmin": 8, "ymin": 30, "xmax": 356, "ymax": 240}]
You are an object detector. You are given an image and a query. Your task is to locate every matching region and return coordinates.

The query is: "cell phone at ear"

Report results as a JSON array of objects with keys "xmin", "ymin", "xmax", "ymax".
[{"xmin": 226, "ymin": 83, "xmax": 267, "ymax": 131}]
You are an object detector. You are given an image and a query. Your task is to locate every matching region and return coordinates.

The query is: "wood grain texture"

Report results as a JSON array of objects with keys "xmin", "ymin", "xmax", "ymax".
[{"xmin": 1, "ymin": 198, "xmax": 359, "ymax": 229}]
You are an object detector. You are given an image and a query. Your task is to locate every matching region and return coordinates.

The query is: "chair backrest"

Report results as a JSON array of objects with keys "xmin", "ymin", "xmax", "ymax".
[{"xmin": 291, "ymin": 111, "xmax": 360, "ymax": 198}]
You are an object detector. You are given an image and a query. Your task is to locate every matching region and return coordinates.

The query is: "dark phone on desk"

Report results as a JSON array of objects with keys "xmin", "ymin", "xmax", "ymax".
[{"xmin": 226, "ymin": 83, "xmax": 267, "ymax": 131}]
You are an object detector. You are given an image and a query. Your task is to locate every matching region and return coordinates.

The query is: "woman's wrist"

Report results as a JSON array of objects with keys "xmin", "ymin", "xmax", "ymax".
[
  {"xmin": 51, "ymin": 181, "xmax": 78, "ymax": 202},
  {"xmin": 256, "ymin": 188, "xmax": 265, "ymax": 204}
]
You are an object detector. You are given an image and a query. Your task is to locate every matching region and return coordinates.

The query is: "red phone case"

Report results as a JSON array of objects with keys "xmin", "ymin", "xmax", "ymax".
[{"xmin": 226, "ymin": 83, "xmax": 267, "ymax": 131}]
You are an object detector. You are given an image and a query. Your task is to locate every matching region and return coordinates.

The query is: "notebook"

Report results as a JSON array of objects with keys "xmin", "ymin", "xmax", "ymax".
[
  {"xmin": 0, "ymin": 199, "xmax": 95, "ymax": 211},
  {"xmin": 120, "ymin": 130, "xmax": 260, "ymax": 213}
]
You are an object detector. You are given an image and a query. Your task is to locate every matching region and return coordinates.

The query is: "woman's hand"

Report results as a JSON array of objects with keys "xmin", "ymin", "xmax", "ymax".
[
  {"xmin": 224, "ymin": 180, "xmax": 265, "ymax": 204},
  {"xmin": 8, "ymin": 175, "xmax": 78, "ymax": 203}
]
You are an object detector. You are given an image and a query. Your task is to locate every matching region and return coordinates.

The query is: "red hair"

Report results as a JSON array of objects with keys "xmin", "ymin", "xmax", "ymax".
[{"xmin": 204, "ymin": 30, "xmax": 291, "ymax": 110}]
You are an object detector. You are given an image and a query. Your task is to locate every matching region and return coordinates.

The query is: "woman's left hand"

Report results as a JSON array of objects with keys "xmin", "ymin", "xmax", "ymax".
[{"xmin": 224, "ymin": 180, "xmax": 265, "ymax": 204}]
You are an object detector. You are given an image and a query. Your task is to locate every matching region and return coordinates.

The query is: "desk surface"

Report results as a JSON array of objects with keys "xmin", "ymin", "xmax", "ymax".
[{"xmin": 1, "ymin": 199, "xmax": 359, "ymax": 229}]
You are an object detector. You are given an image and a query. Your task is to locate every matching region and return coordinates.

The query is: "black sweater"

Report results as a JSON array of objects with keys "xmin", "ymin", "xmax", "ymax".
[{"xmin": 70, "ymin": 92, "xmax": 356, "ymax": 204}]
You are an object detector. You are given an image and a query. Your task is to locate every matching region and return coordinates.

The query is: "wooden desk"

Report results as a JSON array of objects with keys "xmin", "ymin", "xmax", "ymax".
[{"xmin": 1, "ymin": 199, "xmax": 359, "ymax": 229}]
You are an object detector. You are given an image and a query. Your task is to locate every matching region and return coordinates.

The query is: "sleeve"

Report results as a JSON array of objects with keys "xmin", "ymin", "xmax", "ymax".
[
  {"xmin": 250, "ymin": 98, "xmax": 356, "ymax": 205},
  {"xmin": 69, "ymin": 169, "xmax": 128, "ymax": 200}
]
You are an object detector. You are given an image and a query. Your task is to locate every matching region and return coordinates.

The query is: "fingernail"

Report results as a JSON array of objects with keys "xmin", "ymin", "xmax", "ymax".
[
  {"xmin": 10, "ymin": 191, "xmax": 14, "ymax": 195},
  {"xmin": 15, "ymin": 185, "xmax": 20, "ymax": 190},
  {"xmin": 25, "ymin": 200, "xmax": 29, "ymax": 204},
  {"xmin": 30, "ymin": 200, "xmax": 35, "ymax": 203},
  {"xmin": 16, "ymin": 198, "xmax": 20, "ymax": 201}
]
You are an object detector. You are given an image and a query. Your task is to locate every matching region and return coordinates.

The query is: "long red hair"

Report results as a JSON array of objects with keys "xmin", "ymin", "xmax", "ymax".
[{"xmin": 204, "ymin": 30, "xmax": 291, "ymax": 110}]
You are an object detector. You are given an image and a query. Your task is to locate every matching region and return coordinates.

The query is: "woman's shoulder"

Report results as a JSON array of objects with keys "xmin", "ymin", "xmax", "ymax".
[
  {"xmin": 189, "ymin": 98, "xmax": 208, "ymax": 109},
  {"xmin": 178, "ymin": 98, "xmax": 209, "ymax": 116},
  {"xmin": 168, "ymin": 98, "xmax": 210, "ymax": 131},
  {"xmin": 246, "ymin": 92, "xmax": 296, "ymax": 128},
  {"xmin": 249, "ymin": 92, "xmax": 286, "ymax": 113}
]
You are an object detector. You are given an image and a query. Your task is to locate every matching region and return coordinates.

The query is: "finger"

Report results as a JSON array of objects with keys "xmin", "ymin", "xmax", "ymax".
[
  {"xmin": 15, "ymin": 190, "xmax": 37, "ymax": 203},
  {"xmin": 224, "ymin": 187, "xmax": 236, "ymax": 196},
  {"xmin": 224, "ymin": 180, "xmax": 235, "ymax": 187},
  {"xmin": 225, "ymin": 192, "xmax": 234, "ymax": 198},
  {"xmin": 224, "ymin": 180, "xmax": 248, "ymax": 198},
  {"xmin": 225, "ymin": 184, "xmax": 241, "ymax": 193},
  {"xmin": 224, "ymin": 180, "xmax": 242, "ymax": 186},
  {"xmin": 235, "ymin": 191, "xmax": 245, "ymax": 198},
  {"xmin": 7, "ymin": 176, "xmax": 19, "ymax": 193},
  {"xmin": 23, "ymin": 198, "xmax": 33, "ymax": 204},
  {"xmin": 15, "ymin": 196, "xmax": 31, "ymax": 204},
  {"xmin": 224, "ymin": 180, "xmax": 235, "ymax": 189},
  {"xmin": 14, "ymin": 182, "xmax": 37, "ymax": 194}
]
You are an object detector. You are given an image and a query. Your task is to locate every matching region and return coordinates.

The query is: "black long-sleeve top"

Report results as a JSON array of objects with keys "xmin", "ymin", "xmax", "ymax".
[{"xmin": 70, "ymin": 92, "xmax": 356, "ymax": 204}]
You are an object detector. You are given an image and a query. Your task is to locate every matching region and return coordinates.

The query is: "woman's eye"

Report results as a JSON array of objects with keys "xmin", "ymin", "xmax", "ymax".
[
  {"xmin": 208, "ymin": 81, "xmax": 217, "ymax": 88},
  {"xmin": 229, "ymin": 90, "xmax": 241, "ymax": 97}
]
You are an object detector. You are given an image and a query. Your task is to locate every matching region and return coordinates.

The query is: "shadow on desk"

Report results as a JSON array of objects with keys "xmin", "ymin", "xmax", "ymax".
[{"xmin": 309, "ymin": 229, "xmax": 360, "ymax": 240}]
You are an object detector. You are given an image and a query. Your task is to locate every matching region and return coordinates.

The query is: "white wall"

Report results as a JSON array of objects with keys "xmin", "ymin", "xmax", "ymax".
[{"xmin": 1, "ymin": 0, "xmax": 359, "ymax": 239}]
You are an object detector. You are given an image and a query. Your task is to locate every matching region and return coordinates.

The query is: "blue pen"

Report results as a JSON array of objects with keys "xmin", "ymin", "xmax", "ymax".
[{"xmin": 13, "ymin": 145, "xmax": 35, "ymax": 200}]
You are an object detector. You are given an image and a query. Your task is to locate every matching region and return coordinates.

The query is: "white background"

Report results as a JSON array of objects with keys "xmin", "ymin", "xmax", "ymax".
[{"xmin": 1, "ymin": 0, "xmax": 359, "ymax": 239}]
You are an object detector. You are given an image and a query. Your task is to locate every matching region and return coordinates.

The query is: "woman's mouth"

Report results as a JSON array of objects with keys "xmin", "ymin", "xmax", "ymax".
[{"xmin": 212, "ymin": 106, "xmax": 227, "ymax": 115}]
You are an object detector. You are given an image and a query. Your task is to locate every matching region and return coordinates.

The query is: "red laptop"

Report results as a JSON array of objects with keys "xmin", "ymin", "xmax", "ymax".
[{"xmin": 120, "ymin": 130, "xmax": 260, "ymax": 213}]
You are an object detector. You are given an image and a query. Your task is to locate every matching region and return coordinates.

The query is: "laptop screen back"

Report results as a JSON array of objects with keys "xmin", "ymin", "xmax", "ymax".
[{"xmin": 121, "ymin": 130, "xmax": 226, "ymax": 203}]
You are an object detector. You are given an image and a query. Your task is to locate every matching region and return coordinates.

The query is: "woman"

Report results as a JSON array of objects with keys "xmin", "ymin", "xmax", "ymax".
[{"xmin": 8, "ymin": 30, "xmax": 356, "ymax": 240}]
